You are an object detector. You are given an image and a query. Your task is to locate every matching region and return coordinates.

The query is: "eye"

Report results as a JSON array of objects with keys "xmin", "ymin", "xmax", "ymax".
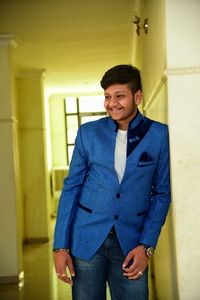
[
  {"xmin": 104, "ymin": 95, "xmax": 110, "ymax": 101},
  {"xmin": 117, "ymin": 94, "xmax": 125, "ymax": 99}
]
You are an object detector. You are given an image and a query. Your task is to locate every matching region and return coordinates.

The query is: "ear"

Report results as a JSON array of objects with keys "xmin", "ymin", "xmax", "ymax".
[{"xmin": 134, "ymin": 90, "xmax": 143, "ymax": 106}]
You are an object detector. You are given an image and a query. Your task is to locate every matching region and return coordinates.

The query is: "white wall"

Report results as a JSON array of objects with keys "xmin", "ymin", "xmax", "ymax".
[
  {"xmin": 142, "ymin": 0, "xmax": 200, "ymax": 298},
  {"xmin": 168, "ymin": 72, "xmax": 200, "ymax": 300},
  {"xmin": 165, "ymin": 0, "xmax": 200, "ymax": 299},
  {"xmin": 166, "ymin": 0, "xmax": 200, "ymax": 68},
  {"xmin": 16, "ymin": 71, "xmax": 50, "ymax": 242}
]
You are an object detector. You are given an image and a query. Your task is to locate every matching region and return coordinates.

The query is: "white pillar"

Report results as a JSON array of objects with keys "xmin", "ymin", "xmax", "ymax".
[
  {"xmin": 166, "ymin": 0, "xmax": 200, "ymax": 298},
  {"xmin": 16, "ymin": 70, "xmax": 50, "ymax": 242},
  {"xmin": 167, "ymin": 69, "xmax": 200, "ymax": 300},
  {"xmin": 0, "ymin": 34, "xmax": 23, "ymax": 283}
]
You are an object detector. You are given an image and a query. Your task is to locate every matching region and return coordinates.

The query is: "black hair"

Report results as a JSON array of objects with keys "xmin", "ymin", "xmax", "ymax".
[{"xmin": 100, "ymin": 64, "xmax": 142, "ymax": 94}]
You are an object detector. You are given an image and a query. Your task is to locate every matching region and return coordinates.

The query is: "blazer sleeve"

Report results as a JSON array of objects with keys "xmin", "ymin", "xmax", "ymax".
[
  {"xmin": 139, "ymin": 126, "xmax": 171, "ymax": 248},
  {"xmin": 53, "ymin": 126, "xmax": 88, "ymax": 249}
]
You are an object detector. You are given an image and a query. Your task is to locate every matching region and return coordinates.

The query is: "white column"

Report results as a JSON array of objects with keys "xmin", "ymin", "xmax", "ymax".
[
  {"xmin": 0, "ymin": 34, "xmax": 23, "ymax": 283},
  {"xmin": 166, "ymin": 0, "xmax": 200, "ymax": 299},
  {"xmin": 167, "ymin": 69, "xmax": 200, "ymax": 300},
  {"xmin": 16, "ymin": 70, "xmax": 50, "ymax": 242}
]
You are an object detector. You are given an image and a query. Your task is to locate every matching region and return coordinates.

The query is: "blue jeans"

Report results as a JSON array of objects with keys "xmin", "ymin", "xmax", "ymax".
[{"xmin": 71, "ymin": 233, "xmax": 148, "ymax": 300}]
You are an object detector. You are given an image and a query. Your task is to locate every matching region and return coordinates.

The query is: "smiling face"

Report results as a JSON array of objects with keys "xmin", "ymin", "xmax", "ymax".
[{"xmin": 104, "ymin": 83, "xmax": 142, "ymax": 130}]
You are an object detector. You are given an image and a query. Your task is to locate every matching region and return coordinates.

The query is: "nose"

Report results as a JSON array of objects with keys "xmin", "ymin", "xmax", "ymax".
[{"xmin": 107, "ymin": 96, "xmax": 118, "ymax": 107}]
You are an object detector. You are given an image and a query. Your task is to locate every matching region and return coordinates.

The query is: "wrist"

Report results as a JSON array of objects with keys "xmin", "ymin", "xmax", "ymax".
[
  {"xmin": 53, "ymin": 248, "xmax": 68, "ymax": 253},
  {"xmin": 139, "ymin": 244, "xmax": 154, "ymax": 258}
]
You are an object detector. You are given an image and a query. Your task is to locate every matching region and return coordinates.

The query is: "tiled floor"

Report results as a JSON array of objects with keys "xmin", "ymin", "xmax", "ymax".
[
  {"xmin": 0, "ymin": 219, "xmax": 73, "ymax": 300},
  {"xmin": 0, "ymin": 237, "xmax": 112, "ymax": 300}
]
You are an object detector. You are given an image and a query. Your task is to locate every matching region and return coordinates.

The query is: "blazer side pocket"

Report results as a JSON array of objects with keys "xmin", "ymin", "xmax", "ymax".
[{"xmin": 78, "ymin": 202, "xmax": 92, "ymax": 213}]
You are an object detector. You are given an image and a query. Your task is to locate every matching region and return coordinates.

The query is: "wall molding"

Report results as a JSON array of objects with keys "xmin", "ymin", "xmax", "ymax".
[
  {"xmin": 0, "ymin": 33, "xmax": 17, "ymax": 48},
  {"xmin": 143, "ymin": 66, "xmax": 200, "ymax": 112},
  {"xmin": 143, "ymin": 74, "xmax": 167, "ymax": 112},
  {"xmin": 0, "ymin": 117, "xmax": 18, "ymax": 124},
  {"xmin": 16, "ymin": 69, "xmax": 46, "ymax": 79},
  {"xmin": 166, "ymin": 66, "xmax": 200, "ymax": 76},
  {"xmin": 20, "ymin": 127, "xmax": 47, "ymax": 131}
]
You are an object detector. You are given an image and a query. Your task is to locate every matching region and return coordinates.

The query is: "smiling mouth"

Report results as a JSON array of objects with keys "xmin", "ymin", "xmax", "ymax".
[{"xmin": 107, "ymin": 107, "xmax": 123, "ymax": 112}]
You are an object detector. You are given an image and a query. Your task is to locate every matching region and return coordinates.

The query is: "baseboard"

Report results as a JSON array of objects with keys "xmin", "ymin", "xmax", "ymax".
[{"xmin": 0, "ymin": 271, "xmax": 24, "ymax": 285}]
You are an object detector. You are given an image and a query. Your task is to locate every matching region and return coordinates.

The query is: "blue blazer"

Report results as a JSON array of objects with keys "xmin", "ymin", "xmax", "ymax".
[{"xmin": 54, "ymin": 111, "xmax": 171, "ymax": 260}]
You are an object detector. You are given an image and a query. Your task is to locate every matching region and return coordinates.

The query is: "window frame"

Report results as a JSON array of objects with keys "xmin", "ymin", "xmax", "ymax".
[{"xmin": 64, "ymin": 96, "xmax": 106, "ymax": 165}]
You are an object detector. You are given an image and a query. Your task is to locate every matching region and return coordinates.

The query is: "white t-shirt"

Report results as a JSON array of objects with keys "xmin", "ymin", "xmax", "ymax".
[{"xmin": 114, "ymin": 129, "xmax": 127, "ymax": 183}]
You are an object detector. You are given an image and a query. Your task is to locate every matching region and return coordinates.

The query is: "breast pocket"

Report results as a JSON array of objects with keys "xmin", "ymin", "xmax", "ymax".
[{"xmin": 137, "ymin": 161, "xmax": 155, "ymax": 167}]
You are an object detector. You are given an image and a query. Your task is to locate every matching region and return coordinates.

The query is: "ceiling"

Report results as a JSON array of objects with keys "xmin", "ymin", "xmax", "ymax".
[{"xmin": 0, "ymin": 0, "xmax": 138, "ymax": 95}]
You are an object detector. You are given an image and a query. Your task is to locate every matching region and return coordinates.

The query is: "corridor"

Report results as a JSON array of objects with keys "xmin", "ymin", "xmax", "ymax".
[
  {"xmin": 0, "ymin": 219, "xmax": 72, "ymax": 300},
  {"xmin": 0, "ymin": 1, "xmax": 200, "ymax": 299}
]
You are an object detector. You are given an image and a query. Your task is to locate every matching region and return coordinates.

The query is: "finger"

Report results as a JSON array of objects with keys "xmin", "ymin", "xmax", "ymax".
[
  {"xmin": 122, "ymin": 252, "xmax": 134, "ymax": 268},
  {"xmin": 55, "ymin": 269, "xmax": 73, "ymax": 285},
  {"xmin": 127, "ymin": 270, "xmax": 144, "ymax": 280},
  {"xmin": 123, "ymin": 268, "xmax": 140, "ymax": 278},
  {"xmin": 60, "ymin": 272, "xmax": 73, "ymax": 285},
  {"xmin": 122, "ymin": 263, "xmax": 136, "ymax": 272},
  {"xmin": 67, "ymin": 257, "xmax": 75, "ymax": 277},
  {"xmin": 122, "ymin": 260, "xmax": 139, "ymax": 273}
]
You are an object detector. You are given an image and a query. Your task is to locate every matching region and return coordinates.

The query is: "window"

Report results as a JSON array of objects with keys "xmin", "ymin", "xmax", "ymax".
[{"xmin": 65, "ymin": 96, "xmax": 106, "ymax": 164}]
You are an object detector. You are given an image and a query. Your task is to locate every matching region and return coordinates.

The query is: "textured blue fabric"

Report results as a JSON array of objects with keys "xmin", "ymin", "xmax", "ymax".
[{"xmin": 53, "ymin": 111, "xmax": 171, "ymax": 260}]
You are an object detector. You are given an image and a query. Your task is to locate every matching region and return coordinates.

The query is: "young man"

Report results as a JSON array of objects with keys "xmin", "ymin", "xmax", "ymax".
[{"xmin": 53, "ymin": 65, "xmax": 171, "ymax": 300}]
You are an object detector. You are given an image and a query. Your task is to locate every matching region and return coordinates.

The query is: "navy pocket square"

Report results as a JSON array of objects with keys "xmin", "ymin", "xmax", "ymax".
[{"xmin": 139, "ymin": 152, "xmax": 154, "ymax": 162}]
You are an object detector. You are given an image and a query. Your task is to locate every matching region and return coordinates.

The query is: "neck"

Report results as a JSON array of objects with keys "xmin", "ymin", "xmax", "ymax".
[
  {"xmin": 117, "ymin": 110, "xmax": 138, "ymax": 130},
  {"xmin": 118, "ymin": 122, "xmax": 129, "ymax": 130}
]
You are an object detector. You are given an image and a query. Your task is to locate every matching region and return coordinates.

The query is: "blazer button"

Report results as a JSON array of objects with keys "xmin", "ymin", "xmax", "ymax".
[
  {"xmin": 116, "ymin": 193, "xmax": 120, "ymax": 198},
  {"xmin": 114, "ymin": 215, "xmax": 119, "ymax": 220}
]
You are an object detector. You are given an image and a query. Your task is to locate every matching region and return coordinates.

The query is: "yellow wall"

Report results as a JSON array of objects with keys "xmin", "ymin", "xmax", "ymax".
[
  {"xmin": 141, "ymin": 0, "xmax": 178, "ymax": 299},
  {"xmin": 16, "ymin": 70, "xmax": 50, "ymax": 242},
  {"xmin": 0, "ymin": 37, "xmax": 23, "ymax": 282},
  {"xmin": 142, "ymin": 0, "xmax": 166, "ymax": 107},
  {"xmin": 0, "ymin": 38, "xmax": 51, "ymax": 282},
  {"xmin": 130, "ymin": 0, "xmax": 144, "ymax": 70}
]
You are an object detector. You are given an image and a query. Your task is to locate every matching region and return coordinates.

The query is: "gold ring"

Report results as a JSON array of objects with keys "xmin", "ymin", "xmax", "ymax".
[
  {"xmin": 61, "ymin": 273, "xmax": 67, "ymax": 277},
  {"xmin": 138, "ymin": 271, "xmax": 143, "ymax": 276}
]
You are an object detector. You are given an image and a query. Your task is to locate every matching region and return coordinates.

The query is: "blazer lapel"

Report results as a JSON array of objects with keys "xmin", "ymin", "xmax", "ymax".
[{"xmin": 127, "ymin": 117, "xmax": 154, "ymax": 157}]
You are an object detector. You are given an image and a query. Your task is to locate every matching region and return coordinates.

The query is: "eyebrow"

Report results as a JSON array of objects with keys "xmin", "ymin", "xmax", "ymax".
[{"xmin": 105, "ymin": 90, "xmax": 126, "ymax": 94}]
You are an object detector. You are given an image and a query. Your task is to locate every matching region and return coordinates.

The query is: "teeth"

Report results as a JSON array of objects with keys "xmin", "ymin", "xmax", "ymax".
[{"xmin": 109, "ymin": 108, "xmax": 122, "ymax": 111}]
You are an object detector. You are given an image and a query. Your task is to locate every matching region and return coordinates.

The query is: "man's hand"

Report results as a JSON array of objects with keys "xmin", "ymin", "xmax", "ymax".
[
  {"xmin": 122, "ymin": 246, "xmax": 149, "ymax": 280},
  {"xmin": 53, "ymin": 250, "xmax": 75, "ymax": 285}
]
